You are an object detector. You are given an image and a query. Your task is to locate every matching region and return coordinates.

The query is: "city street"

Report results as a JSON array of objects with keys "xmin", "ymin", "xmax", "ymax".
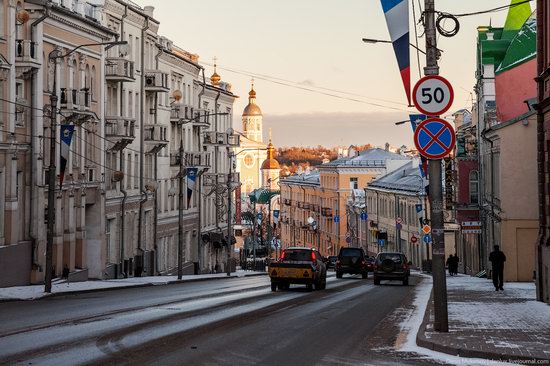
[{"xmin": 0, "ymin": 275, "xmax": 445, "ymax": 366}]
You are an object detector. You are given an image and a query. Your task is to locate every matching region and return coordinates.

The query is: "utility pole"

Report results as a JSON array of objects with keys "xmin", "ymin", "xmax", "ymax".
[
  {"xmin": 424, "ymin": 0, "xmax": 448, "ymax": 332},
  {"xmin": 178, "ymin": 139, "xmax": 184, "ymax": 280},
  {"xmin": 226, "ymin": 152, "xmax": 233, "ymax": 276},
  {"xmin": 45, "ymin": 54, "xmax": 58, "ymax": 293}
]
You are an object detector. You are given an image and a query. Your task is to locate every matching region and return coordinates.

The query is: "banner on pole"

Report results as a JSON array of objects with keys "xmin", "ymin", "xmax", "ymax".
[
  {"xmin": 59, "ymin": 125, "xmax": 75, "ymax": 188},
  {"xmin": 186, "ymin": 168, "xmax": 198, "ymax": 207}
]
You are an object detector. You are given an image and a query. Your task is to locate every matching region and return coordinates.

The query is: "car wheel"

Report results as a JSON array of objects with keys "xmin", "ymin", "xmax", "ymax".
[
  {"xmin": 336, "ymin": 271, "xmax": 343, "ymax": 279},
  {"xmin": 362, "ymin": 272, "xmax": 368, "ymax": 279},
  {"xmin": 374, "ymin": 276, "xmax": 380, "ymax": 285},
  {"xmin": 403, "ymin": 277, "xmax": 409, "ymax": 286},
  {"xmin": 271, "ymin": 282, "xmax": 277, "ymax": 292}
]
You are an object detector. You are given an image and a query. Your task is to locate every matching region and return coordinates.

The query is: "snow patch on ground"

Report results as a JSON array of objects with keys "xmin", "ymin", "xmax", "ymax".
[
  {"xmin": 396, "ymin": 276, "xmax": 515, "ymax": 366},
  {"xmin": 0, "ymin": 271, "xmax": 266, "ymax": 301}
]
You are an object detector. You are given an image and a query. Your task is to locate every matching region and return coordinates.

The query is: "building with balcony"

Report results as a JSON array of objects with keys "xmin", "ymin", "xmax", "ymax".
[{"xmin": 0, "ymin": 0, "xmax": 116, "ymax": 287}]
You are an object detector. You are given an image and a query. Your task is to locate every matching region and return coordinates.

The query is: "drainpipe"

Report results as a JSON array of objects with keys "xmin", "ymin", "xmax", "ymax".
[
  {"xmin": 195, "ymin": 68, "xmax": 206, "ymax": 274},
  {"xmin": 535, "ymin": 0, "xmax": 546, "ymax": 301},
  {"xmin": 28, "ymin": 5, "xmax": 50, "ymax": 269},
  {"xmin": 120, "ymin": 182, "xmax": 127, "ymax": 277},
  {"xmin": 480, "ymin": 130, "xmax": 494, "ymax": 273},
  {"xmin": 137, "ymin": 189, "xmax": 148, "ymax": 274},
  {"xmin": 137, "ymin": 17, "xmax": 149, "ymax": 260}
]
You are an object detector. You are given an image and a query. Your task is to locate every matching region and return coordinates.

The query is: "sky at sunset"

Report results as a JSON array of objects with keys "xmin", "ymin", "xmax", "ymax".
[{"xmin": 132, "ymin": 0, "xmax": 529, "ymax": 148}]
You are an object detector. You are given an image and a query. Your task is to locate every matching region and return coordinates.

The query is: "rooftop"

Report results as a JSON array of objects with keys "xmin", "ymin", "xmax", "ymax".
[
  {"xmin": 321, "ymin": 148, "xmax": 409, "ymax": 168},
  {"xmin": 367, "ymin": 161, "xmax": 425, "ymax": 195}
]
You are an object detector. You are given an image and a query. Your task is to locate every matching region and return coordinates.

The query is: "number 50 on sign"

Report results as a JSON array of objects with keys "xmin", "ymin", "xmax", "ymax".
[{"xmin": 413, "ymin": 75, "xmax": 454, "ymax": 116}]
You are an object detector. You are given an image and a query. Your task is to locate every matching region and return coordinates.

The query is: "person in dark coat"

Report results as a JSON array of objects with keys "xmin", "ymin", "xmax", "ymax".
[
  {"xmin": 452, "ymin": 254, "xmax": 460, "ymax": 275},
  {"xmin": 489, "ymin": 245, "xmax": 506, "ymax": 291},
  {"xmin": 446, "ymin": 255, "xmax": 454, "ymax": 276}
]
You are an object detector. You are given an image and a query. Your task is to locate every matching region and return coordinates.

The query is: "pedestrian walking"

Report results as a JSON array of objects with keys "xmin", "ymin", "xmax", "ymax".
[
  {"xmin": 489, "ymin": 245, "xmax": 506, "ymax": 291},
  {"xmin": 446, "ymin": 254, "xmax": 454, "ymax": 276},
  {"xmin": 452, "ymin": 254, "xmax": 460, "ymax": 275}
]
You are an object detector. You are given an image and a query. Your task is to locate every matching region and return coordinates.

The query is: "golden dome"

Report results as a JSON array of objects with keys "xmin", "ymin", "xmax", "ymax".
[
  {"xmin": 210, "ymin": 72, "xmax": 221, "ymax": 85},
  {"xmin": 261, "ymin": 141, "xmax": 280, "ymax": 170},
  {"xmin": 210, "ymin": 58, "xmax": 221, "ymax": 86},
  {"xmin": 243, "ymin": 79, "xmax": 262, "ymax": 116}
]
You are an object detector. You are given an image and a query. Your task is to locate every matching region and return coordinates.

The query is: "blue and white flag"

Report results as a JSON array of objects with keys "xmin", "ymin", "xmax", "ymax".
[
  {"xmin": 186, "ymin": 168, "xmax": 198, "ymax": 206},
  {"xmin": 409, "ymin": 114, "xmax": 428, "ymax": 178},
  {"xmin": 59, "ymin": 125, "xmax": 75, "ymax": 188},
  {"xmin": 273, "ymin": 210, "xmax": 280, "ymax": 225}
]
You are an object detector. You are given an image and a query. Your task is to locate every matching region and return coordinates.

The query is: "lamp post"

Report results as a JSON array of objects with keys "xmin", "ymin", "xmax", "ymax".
[
  {"xmin": 362, "ymin": 38, "xmax": 427, "ymax": 55},
  {"xmin": 44, "ymin": 40, "xmax": 127, "ymax": 293}
]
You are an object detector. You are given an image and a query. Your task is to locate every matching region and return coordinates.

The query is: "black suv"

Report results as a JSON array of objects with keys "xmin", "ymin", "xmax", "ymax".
[
  {"xmin": 336, "ymin": 247, "xmax": 369, "ymax": 279},
  {"xmin": 373, "ymin": 252, "xmax": 410, "ymax": 286}
]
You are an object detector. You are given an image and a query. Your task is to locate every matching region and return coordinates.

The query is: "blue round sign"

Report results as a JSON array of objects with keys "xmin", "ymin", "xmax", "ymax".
[
  {"xmin": 360, "ymin": 212, "xmax": 368, "ymax": 221},
  {"xmin": 423, "ymin": 235, "xmax": 432, "ymax": 244},
  {"xmin": 413, "ymin": 118, "xmax": 456, "ymax": 160}
]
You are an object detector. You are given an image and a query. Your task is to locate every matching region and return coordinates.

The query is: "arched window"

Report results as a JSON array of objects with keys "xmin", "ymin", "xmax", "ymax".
[{"xmin": 469, "ymin": 170, "xmax": 479, "ymax": 204}]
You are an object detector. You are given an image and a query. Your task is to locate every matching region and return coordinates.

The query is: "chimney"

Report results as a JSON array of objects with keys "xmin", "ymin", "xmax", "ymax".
[
  {"xmin": 385, "ymin": 142, "xmax": 390, "ymax": 151},
  {"xmin": 144, "ymin": 6, "xmax": 155, "ymax": 18}
]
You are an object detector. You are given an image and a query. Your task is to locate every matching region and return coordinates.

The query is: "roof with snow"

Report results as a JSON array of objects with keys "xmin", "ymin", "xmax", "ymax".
[
  {"xmin": 320, "ymin": 148, "xmax": 409, "ymax": 168},
  {"xmin": 366, "ymin": 161, "xmax": 425, "ymax": 195},
  {"xmin": 280, "ymin": 170, "xmax": 320, "ymax": 186}
]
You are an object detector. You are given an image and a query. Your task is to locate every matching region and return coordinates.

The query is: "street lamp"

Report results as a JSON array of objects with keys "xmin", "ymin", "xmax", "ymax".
[
  {"xmin": 361, "ymin": 38, "xmax": 427, "ymax": 55},
  {"xmin": 44, "ymin": 40, "xmax": 128, "ymax": 293}
]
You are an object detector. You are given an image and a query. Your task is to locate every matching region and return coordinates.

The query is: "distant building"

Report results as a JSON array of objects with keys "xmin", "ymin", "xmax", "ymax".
[{"xmin": 280, "ymin": 148, "xmax": 410, "ymax": 255}]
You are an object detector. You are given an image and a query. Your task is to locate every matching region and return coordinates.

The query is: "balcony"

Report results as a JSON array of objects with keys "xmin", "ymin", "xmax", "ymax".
[
  {"xmin": 170, "ymin": 103, "xmax": 194, "ymax": 123},
  {"xmin": 60, "ymin": 88, "xmax": 91, "ymax": 111},
  {"xmin": 303, "ymin": 202, "xmax": 311, "ymax": 210},
  {"xmin": 321, "ymin": 207, "xmax": 333, "ymax": 217},
  {"xmin": 191, "ymin": 109, "xmax": 211, "ymax": 128},
  {"xmin": 203, "ymin": 131, "xmax": 241, "ymax": 147},
  {"xmin": 182, "ymin": 152, "xmax": 210, "ymax": 168},
  {"xmin": 144, "ymin": 70, "xmax": 169, "ymax": 93},
  {"xmin": 105, "ymin": 58, "xmax": 135, "ymax": 82},
  {"xmin": 15, "ymin": 40, "xmax": 40, "ymax": 69},
  {"xmin": 143, "ymin": 124, "xmax": 168, "ymax": 153},
  {"xmin": 105, "ymin": 116, "xmax": 136, "ymax": 151}
]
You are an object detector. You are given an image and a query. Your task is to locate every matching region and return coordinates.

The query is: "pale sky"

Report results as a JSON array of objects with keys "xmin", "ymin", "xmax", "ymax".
[{"xmin": 132, "ymin": 0, "xmax": 528, "ymax": 147}]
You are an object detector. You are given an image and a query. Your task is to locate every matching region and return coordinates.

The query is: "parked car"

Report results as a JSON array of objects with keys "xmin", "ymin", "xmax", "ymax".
[
  {"xmin": 365, "ymin": 257, "xmax": 375, "ymax": 272},
  {"xmin": 335, "ymin": 247, "xmax": 369, "ymax": 279},
  {"xmin": 325, "ymin": 256, "xmax": 338, "ymax": 270},
  {"xmin": 373, "ymin": 252, "xmax": 410, "ymax": 286},
  {"xmin": 269, "ymin": 247, "xmax": 327, "ymax": 291}
]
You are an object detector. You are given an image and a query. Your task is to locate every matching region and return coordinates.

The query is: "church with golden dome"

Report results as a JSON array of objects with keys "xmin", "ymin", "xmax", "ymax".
[{"xmin": 234, "ymin": 81, "xmax": 280, "ymax": 198}]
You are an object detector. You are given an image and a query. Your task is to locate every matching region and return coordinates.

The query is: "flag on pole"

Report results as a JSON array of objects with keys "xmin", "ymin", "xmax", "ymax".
[
  {"xmin": 380, "ymin": 0, "xmax": 411, "ymax": 105},
  {"xmin": 59, "ymin": 125, "xmax": 75, "ymax": 188},
  {"xmin": 409, "ymin": 114, "xmax": 428, "ymax": 178},
  {"xmin": 186, "ymin": 168, "xmax": 198, "ymax": 206}
]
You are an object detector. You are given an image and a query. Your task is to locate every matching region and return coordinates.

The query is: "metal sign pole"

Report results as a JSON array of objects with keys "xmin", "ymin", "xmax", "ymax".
[{"xmin": 424, "ymin": 0, "xmax": 449, "ymax": 332}]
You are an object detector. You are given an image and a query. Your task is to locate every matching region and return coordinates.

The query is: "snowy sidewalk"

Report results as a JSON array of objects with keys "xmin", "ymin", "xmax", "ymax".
[
  {"xmin": 0, "ymin": 270, "xmax": 267, "ymax": 301},
  {"xmin": 417, "ymin": 274, "xmax": 550, "ymax": 363}
]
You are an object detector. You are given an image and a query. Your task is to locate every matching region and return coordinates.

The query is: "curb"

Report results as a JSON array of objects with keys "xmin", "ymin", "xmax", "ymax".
[
  {"xmin": 0, "ymin": 272, "xmax": 268, "ymax": 302},
  {"xmin": 416, "ymin": 290, "xmax": 550, "ymax": 363}
]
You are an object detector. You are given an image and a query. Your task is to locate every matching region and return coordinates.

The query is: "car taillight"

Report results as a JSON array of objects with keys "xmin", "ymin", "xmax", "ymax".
[
  {"xmin": 311, "ymin": 251, "xmax": 317, "ymax": 263},
  {"xmin": 280, "ymin": 250, "xmax": 286, "ymax": 261},
  {"xmin": 336, "ymin": 260, "xmax": 341, "ymax": 268},
  {"xmin": 361, "ymin": 260, "xmax": 367, "ymax": 267},
  {"xmin": 403, "ymin": 263, "xmax": 409, "ymax": 270}
]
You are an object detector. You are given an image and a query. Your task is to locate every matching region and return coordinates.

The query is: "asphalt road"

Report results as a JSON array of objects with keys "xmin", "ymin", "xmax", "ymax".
[{"xmin": 0, "ymin": 273, "xmax": 449, "ymax": 366}]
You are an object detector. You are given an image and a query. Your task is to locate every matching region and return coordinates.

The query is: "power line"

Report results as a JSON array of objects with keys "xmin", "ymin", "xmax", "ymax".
[
  {"xmin": 450, "ymin": 0, "xmax": 534, "ymax": 18},
  {"xmin": 202, "ymin": 62, "xmax": 410, "ymax": 112}
]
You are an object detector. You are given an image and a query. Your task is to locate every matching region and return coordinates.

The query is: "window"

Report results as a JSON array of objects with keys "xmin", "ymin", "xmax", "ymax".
[
  {"xmin": 469, "ymin": 170, "xmax": 479, "ymax": 204},
  {"xmin": 244, "ymin": 153, "xmax": 254, "ymax": 168},
  {"xmin": 350, "ymin": 177, "xmax": 358, "ymax": 189}
]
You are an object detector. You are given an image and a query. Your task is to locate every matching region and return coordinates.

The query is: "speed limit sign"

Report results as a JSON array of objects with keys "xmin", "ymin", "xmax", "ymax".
[{"xmin": 413, "ymin": 75, "xmax": 454, "ymax": 116}]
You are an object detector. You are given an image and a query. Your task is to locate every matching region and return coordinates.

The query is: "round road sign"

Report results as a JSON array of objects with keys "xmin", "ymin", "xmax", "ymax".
[
  {"xmin": 413, "ymin": 75, "xmax": 454, "ymax": 116},
  {"xmin": 411, "ymin": 236, "xmax": 418, "ymax": 243},
  {"xmin": 396, "ymin": 217, "xmax": 402, "ymax": 224},
  {"xmin": 414, "ymin": 118, "xmax": 456, "ymax": 160}
]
